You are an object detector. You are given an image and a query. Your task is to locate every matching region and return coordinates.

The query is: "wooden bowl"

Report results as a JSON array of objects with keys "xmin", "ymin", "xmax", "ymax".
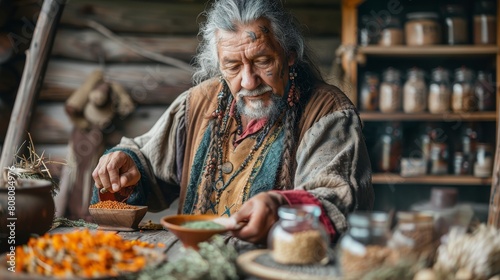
[
  {"xmin": 89, "ymin": 205, "xmax": 148, "ymax": 231},
  {"xmin": 161, "ymin": 214, "xmax": 229, "ymax": 250}
]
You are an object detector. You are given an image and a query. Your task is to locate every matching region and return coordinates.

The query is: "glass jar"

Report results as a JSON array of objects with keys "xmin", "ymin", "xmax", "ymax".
[
  {"xmin": 377, "ymin": 123, "xmax": 402, "ymax": 173},
  {"xmin": 359, "ymin": 15, "xmax": 379, "ymax": 46},
  {"xmin": 452, "ymin": 67, "xmax": 476, "ymax": 113},
  {"xmin": 379, "ymin": 17, "xmax": 404, "ymax": 46},
  {"xmin": 388, "ymin": 212, "xmax": 435, "ymax": 259},
  {"xmin": 443, "ymin": 4, "xmax": 469, "ymax": 45},
  {"xmin": 360, "ymin": 72, "xmax": 380, "ymax": 111},
  {"xmin": 403, "ymin": 68, "xmax": 427, "ymax": 113},
  {"xmin": 379, "ymin": 68, "xmax": 402, "ymax": 113},
  {"xmin": 473, "ymin": 1, "xmax": 497, "ymax": 45},
  {"xmin": 268, "ymin": 205, "xmax": 329, "ymax": 265},
  {"xmin": 428, "ymin": 68, "xmax": 451, "ymax": 114},
  {"xmin": 453, "ymin": 152, "xmax": 472, "ymax": 175},
  {"xmin": 430, "ymin": 142, "xmax": 449, "ymax": 175},
  {"xmin": 338, "ymin": 212, "xmax": 392, "ymax": 278},
  {"xmin": 473, "ymin": 143, "xmax": 493, "ymax": 178},
  {"xmin": 405, "ymin": 12, "xmax": 442, "ymax": 46},
  {"xmin": 475, "ymin": 70, "xmax": 496, "ymax": 111}
]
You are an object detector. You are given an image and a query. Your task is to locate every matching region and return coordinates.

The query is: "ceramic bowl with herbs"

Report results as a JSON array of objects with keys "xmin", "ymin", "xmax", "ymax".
[{"xmin": 161, "ymin": 214, "xmax": 230, "ymax": 250}]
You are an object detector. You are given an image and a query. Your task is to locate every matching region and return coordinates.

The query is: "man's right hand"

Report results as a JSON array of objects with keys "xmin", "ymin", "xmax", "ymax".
[{"xmin": 92, "ymin": 151, "xmax": 140, "ymax": 193}]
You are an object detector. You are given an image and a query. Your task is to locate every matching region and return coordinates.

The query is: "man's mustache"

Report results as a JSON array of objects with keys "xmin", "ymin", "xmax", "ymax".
[{"xmin": 237, "ymin": 85, "xmax": 273, "ymax": 98}]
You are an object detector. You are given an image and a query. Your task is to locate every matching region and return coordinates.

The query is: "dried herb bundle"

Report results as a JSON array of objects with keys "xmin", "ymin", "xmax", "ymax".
[{"xmin": 2, "ymin": 133, "xmax": 65, "ymax": 196}]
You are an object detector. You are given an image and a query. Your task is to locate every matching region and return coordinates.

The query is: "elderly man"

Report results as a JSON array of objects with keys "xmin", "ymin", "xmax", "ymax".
[{"xmin": 92, "ymin": 0, "xmax": 373, "ymax": 244}]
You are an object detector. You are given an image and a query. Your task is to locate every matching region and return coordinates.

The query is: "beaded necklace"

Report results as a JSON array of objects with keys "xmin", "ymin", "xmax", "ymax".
[{"xmin": 212, "ymin": 114, "xmax": 277, "ymax": 210}]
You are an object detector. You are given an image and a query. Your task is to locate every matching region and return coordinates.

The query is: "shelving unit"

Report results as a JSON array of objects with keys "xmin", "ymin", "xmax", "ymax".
[
  {"xmin": 341, "ymin": 0, "xmax": 499, "ymax": 215},
  {"xmin": 371, "ymin": 173, "xmax": 492, "ymax": 186}
]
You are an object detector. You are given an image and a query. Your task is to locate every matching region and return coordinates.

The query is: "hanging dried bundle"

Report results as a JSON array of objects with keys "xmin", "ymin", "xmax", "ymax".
[{"xmin": 2, "ymin": 133, "xmax": 65, "ymax": 196}]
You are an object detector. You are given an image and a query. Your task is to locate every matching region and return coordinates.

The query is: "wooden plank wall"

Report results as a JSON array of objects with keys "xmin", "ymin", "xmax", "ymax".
[{"xmin": 0, "ymin": 0, "xmax": 341, "ymax": 180}]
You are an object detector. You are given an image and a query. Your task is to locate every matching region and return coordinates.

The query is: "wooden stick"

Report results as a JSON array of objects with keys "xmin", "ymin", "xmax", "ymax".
[{"xmin": 0, "ymin": 0, "xmax": 66, "ymax": 175}]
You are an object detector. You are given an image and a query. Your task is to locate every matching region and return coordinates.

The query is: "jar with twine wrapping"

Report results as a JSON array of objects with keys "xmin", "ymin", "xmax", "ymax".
[{"xmin": 268, "ymin": 205, "xmax": 329, "ymax": 265}]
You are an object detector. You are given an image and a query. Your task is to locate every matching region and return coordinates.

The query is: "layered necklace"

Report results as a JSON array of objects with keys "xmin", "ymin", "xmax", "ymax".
[{"xmin": 202, "ymin": 83, "xmax": 280, "ymax": 213}]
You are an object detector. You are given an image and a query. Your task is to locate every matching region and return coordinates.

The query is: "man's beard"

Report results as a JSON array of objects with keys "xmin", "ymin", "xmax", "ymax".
[{"xmin": 236, "ymin": 85, "xmax": 285, "ymax": 120}]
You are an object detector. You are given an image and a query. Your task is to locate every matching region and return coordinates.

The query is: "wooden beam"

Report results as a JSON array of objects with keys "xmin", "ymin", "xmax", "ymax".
[
  {"xmin": 0, "ymin": 0, "xmax": 66, "ymax": 173},
  {"xmin": 59, "ymin": 0, "xmax": 340, "ymax": 36}
]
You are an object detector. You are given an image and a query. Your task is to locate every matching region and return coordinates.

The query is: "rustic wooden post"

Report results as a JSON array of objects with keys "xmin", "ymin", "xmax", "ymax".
[
  {"xmin": 0, "ymin": 0, "xmax": 66, "ymax": 171},
  {"xmin": 487, "ymin": 2, "xmax": 500, "ymax": 228},
  {"xmin": 341, "ymin": 0, "xmax": 364, "ymax": 104},
  {"xmin": 488, "ymin": 92, "xmax": 500, "ymax": 227}
]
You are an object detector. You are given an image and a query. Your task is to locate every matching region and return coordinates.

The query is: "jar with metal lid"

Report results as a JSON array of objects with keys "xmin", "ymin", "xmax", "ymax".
[
  {"xmin": 452, "ymin": 67, "xmax": 476, "ymax": 112},
  {"xmin": 473, "ymin": 143, "xmax": 493, "ymax": 178},
  {"xmin": 379, "ymin": 68, "xmax": 402, "ymax": 113},
  {"xmin": 430, "ymin": 142, "xmax": 449, "ymax": 175},
  {"xmin": 359, "ymin": 72, "xmax": 379, "ymax": 111},
  {"xmin": 379, "ymin": 17, "xmax": 404, "ymax": 46},
  {"xmin": 475, "ymin": 70, "xmax": 496, "ymax": 111},
  {"xmin": 338, "ymin": 212, "xmax": 393, "ymax": 278},
  {"xmin": 268, "ymin": 205, "xmax": 329, "ymax": 265},
  {"xmin": 388, "ymin": 212, "xmax": 435, "ymax": 259},
  {"xmin": 443, "ymin": 4, "xmax": 469, "ymax": 45},
  {"xmin": 428, "ymin": 68, "xmax": 451, "ymax": 113},
  {"xmin": 473, "ymin": 1, "xmax": 497, "ymax": 45},
  {"xmin": 405, "ymin": 12, "xmax": 442, "ymax": 46},
  {"xmin": 403, "ymin": 67, "xmax": 427, "ymax": 113}
]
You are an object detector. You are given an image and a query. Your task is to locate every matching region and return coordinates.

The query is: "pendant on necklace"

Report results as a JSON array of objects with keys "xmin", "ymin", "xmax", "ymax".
[
  {"xmin": 221, "ymin": 162, "xmax": 233, "ymax": 174},
  {"xmin": 215, "ymin": 179, "xmax": 224, "ymax": 190}
]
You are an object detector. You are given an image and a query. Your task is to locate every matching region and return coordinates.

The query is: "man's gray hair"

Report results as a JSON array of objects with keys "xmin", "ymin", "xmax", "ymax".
[{"xmin": 192, "ymin": 0, "xmax": 311, "ymax": 85}]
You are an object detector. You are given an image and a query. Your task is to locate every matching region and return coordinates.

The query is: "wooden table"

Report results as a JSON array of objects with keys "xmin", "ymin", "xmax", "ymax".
[
  {"xmin": 1, "ymin": 226, "xmax": 264, "ymax": 279},
  {"xmin": 2, "ymin": 226, "xmax": 339, "ymax": 279}
]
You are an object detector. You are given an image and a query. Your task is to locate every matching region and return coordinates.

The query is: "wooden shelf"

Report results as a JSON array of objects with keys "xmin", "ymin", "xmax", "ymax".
[
  {"xmin": 358, "ymin": 45, "xmax": 498, "ymax": 57},
  {"xmin": 360, "ymin": 112, "xmax": 497, "ymax": 122},
  {"xmin": 372, "ymin": 173, "xmax": 492, "ymax": 186}
]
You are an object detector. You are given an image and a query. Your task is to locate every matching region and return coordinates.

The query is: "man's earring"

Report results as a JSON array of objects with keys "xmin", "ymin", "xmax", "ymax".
[{"xmin": 287, "ymin": 67, "xmax": 299, "ymax": 107}]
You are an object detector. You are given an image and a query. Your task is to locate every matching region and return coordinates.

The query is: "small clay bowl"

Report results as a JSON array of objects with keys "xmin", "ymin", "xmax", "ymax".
[
  {"xmin": 89, "ymin": 205, "xmax": 148, "ymax": 231},
  {"xmin": 161, "ymin": 214, "xmax": 229, "ymax": 250}
]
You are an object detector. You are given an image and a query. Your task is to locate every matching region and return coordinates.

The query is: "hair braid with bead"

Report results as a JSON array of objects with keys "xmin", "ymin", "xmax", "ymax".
[
  {"xmin": 198, "ymin": 80, "xmax": 232, "ymax": 213},
  {"xmin": 277, "ymin": 93, "xmax": 299, "ymax": 189}
]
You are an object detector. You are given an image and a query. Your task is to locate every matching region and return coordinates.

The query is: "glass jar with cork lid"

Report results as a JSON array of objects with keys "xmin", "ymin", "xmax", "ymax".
[{"xmin": 268, "ymin": 205, "xmax": 330, "ymax": 265}]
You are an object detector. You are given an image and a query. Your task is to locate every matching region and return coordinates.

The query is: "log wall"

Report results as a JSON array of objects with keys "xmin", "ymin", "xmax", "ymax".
[{"xmin": 0, "ymin": 0, "xmax": 342, "ymax": 181}]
